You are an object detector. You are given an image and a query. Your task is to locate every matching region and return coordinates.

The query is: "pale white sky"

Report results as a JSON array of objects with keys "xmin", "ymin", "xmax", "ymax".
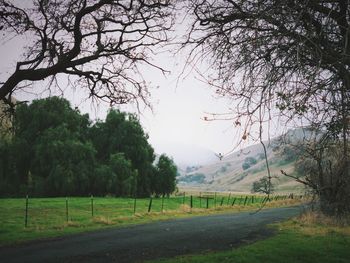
[{"xmin": 0, "ymin": 13, "xmax": 289, "ymax": 163}]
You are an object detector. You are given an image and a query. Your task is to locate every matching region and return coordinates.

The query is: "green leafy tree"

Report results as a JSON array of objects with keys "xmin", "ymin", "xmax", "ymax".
[
  {"xmin": 91, "ymin": 154, "xmax": 136, "ymax": 196},
  {"xmin": 251, "ymin": 176, "xmax": 274, "ymax": 195},
  {"xmin": 32, "ymin": 125, "xmax": 96, "ymax": 196},
  {"xmin": 14, "ymin": 97, "xmax": 90, "ymax": 142},
  {"xmin": 89, "ymin": 109, "xmax": 156, "ymax": 197},
  {"xmin": 1, "ymin": 97, "xmax": 94, "ymax": 196},
  {"xmin": 242, "ymin": 162, "xmax": 250, "ymax": 171},
  {"xmin": 0, "ymin": 97, "xmax": 166, "ymax": 198},
  {"xmin": 108, "ymin": 153, "xmax": 137, "ymax": 196},
  {"xmin": 245, "ymin": 157, "xmax": 257, "ymax": 165},
  {"xmin": 154, "ymin": 154, "xmax": 177, "ymax": 197},
  {"xmin": 0, "ymin": 139, "xmax": 16, "ymax": 195},
  {"xmin": 242, "ymin": 156, "xmax": 257, "ymax": 170}
]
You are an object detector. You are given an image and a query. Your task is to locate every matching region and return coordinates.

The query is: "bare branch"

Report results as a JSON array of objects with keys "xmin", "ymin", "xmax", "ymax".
[{"xmin": 0, "ymin": 0, "xmax": 175, "ymax": 107}]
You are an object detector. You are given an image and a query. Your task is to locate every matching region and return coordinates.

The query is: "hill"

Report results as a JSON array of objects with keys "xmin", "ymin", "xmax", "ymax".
[
  {"xmin": 153, "ymin": 142, "xmax": 217, "ymax": 169},
  {"xmin": 177, "ymin": 129, "xmax": 309, "ymax": 194}
]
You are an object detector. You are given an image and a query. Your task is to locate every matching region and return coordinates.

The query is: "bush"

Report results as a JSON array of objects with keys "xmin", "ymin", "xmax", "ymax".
[
  {"xmin": 242, "ymin": 162, "xmax": 251, "ymax": 170},
  {"xmin": 251, "ymin": 176, "xmax": 274, "ymax": 194},
  {"xmin": 242, "ymin": 157, "xmax": 258, "ymax": 170}
]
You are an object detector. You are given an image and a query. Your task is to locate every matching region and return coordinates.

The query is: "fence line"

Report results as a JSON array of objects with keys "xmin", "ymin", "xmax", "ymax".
[{"xmin": 21, "ymin": 192, "xmax": 304, "ymax": 227}]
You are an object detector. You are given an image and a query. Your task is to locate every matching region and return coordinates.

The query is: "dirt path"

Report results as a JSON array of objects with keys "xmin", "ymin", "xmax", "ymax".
[{"xmin": 0, "ymin": 206, "xmax": 303, "ymax": 263}]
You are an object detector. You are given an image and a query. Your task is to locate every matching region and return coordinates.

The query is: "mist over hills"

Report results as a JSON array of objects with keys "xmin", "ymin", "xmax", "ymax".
[
  {"xmin": 176, "ymin": 129, "xmax": 310, "ymax": 194},
  {"xmin": 153, "ymin": 142, "xmax": 217, "ymax": 168}
]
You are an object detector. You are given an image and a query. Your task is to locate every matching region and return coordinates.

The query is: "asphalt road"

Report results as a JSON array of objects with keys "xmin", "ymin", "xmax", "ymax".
[{"xmin": 0, "ymin": 206, "xmax": 303, "ymax": 263}]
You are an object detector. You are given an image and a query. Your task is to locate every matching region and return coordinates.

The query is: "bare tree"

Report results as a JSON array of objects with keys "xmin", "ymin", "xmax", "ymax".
[
  {"xmin": 0, "ymin": 0, "xmax": 174, "ymax": 108},
  {"xmin": 184, "ymin": 0, "xmax": 350, "ymax": 215}
]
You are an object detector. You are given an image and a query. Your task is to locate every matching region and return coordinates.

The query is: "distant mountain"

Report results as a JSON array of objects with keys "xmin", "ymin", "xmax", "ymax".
[
  {"xmin": 177, "ymin": 129, "xmax": 309, "ymax": 194},
  {"xmin": 154, "ymin": 142, "xmax": 217, "ymax": 168}
]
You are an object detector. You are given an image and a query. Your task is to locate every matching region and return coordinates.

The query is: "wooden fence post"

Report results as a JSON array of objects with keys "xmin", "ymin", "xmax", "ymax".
[
  {"xmin": 231, "ymin": 197, "xmax": 236, "ymax": 206},
  {"xmin": 243, "ymin": 196, "xmax": 248, "ymax": 206},
  {"xmin": 220, "ymin": 197, "xmax": 225, "ymax": 206},
  {"xmin": 190, "ymin": 195, "xmax": 193, "ymax": 209},
  {"xmin": 199, "ymin": 192, "xmax": 202, "ymax": 208},
  {"xmin": 148, "ymin": 197, "xmax": 153, "ymax": 213},
  {"xmin": 206, "ymin": 197, "xmax": 209, "ymax": 209}
]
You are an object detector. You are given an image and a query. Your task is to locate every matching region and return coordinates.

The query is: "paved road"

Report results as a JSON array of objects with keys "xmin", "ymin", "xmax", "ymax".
[{"xmin": 0, "ymin": 206, "xmax": 303, "ymax": 263}]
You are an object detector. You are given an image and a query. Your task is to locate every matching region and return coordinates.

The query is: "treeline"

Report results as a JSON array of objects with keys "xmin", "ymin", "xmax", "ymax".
[{"xmin": 0, "ymin": 97, "xmax": 177, "ymax": 197}]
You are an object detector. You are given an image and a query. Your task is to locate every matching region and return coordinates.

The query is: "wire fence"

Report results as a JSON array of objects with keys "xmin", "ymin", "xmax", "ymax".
[
  {"xmin": 14, "ymin": 192, "xmax": 305, "ymax": 228},
  {"xmin": 0, "ymin": 192, "xmax": 304, "ymax": 230}
]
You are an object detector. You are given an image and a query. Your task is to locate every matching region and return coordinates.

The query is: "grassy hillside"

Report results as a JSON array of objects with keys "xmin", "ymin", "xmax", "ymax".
[{"xmin": 178, "ymin": 130, "xmax": 308, "ymax": 194}]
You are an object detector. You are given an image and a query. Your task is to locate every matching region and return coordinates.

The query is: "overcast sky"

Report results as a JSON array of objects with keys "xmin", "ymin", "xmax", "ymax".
[{"xmin": 0, "ymin": 14, "xmax": 289, "ymax": 164}]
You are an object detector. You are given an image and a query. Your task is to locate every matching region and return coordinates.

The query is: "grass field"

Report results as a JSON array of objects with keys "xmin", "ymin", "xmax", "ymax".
[
  {"xmin": 0, "ymin": 194, "xmax": 302, "ymax": 246},
  {"xmin": 151, "ymin": 212, "xmax": 350, "ymax": 263}
]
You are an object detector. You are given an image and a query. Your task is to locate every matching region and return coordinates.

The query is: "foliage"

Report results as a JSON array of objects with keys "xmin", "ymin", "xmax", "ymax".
[
  {"xmin": 88, "ymin": 109, "xmax": 156, "ymax": 197},
  {"xmin": 242, "ymin": 162, "xmax": 251, "ymax": 171},
  {"xmin": 178, "ymin": 173, "xmax": 205, "ymax": 184},
  {"xmin": 291, "ymin": 139, "xmax": 350, "ymax": 216},
  {"xmin": 0, "ymin": 97, "xmax": 176, "ymax": 197},
  {"xmin": 219, "ymin": 165, "xmax": 227, "ymax": 173},
  {"xmin": 185, "ymin": 166, "xmax": 201, "ymax": 173},
  {"xmin": 92, "ymin": 154, "xmax": 137, "ymax": 197},
  {"xmin": 242, "ymin": 156, "xmax": 257, "ymax": 170},
  {"xmin": 251, "ymin": 176, "xmax": 274, "ymax": 195},
  {"xmin": 153, "ymin": 154, "xmax": 177, "ymax": 197}
]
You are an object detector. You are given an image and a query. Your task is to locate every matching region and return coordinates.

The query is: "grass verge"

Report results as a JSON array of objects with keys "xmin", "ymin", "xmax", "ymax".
[
  {"xmin": 0, "ymin": 196, "xmax": 301, "ymax": 246},
  {"xmin": 151, "ymin": 211, "xmax": 350, "ymax": 263}
]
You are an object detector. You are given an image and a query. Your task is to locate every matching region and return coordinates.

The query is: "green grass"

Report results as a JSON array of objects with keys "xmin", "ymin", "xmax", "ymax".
[
  {"xmin": 0, "ymin": 195, "xmax": 301, "ymax": 246},
  {"xmin": 151, "ymin": 214, "xmax": 350, "ymax": 263}
]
